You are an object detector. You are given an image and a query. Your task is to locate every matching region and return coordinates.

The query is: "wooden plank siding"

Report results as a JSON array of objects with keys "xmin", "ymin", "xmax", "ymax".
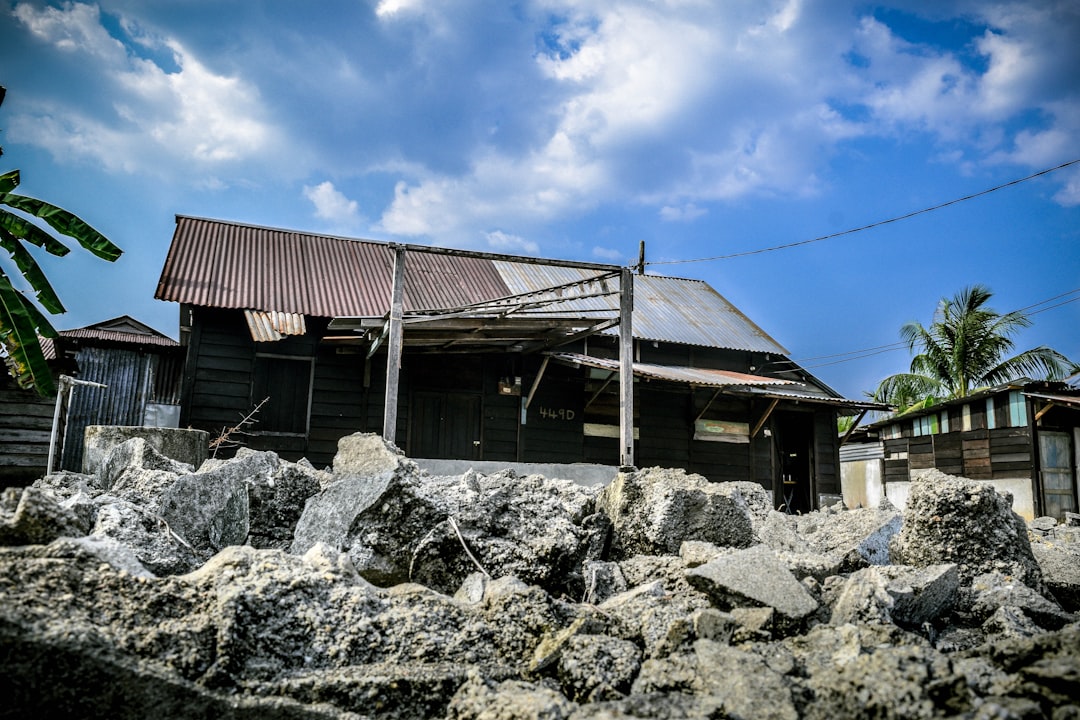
[
  {"xmin": 0, "ymin": 383, "xmax": 55, "ymax": 486},
  {"xmin": 181, "ymin": 309, "xmax": 847, "ymax": 507}
]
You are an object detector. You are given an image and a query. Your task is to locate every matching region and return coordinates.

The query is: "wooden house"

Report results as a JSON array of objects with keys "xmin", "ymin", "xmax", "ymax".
[
  {"xmin": 0, "ymin": 316, "xmax": 183, "ymax": 483},
  {"xmin": 839, "ymin": 379, "xmax": 1080, "ymax": 520},
  {"xmin": 154, "ymin": 216, "xmax": 881, "ymax": 511}
]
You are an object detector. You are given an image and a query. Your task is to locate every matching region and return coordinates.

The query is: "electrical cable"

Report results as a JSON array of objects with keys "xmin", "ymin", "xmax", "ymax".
[{"xmin": 645, "ymin": 158, "xmax": 1080, "ymax": 267}]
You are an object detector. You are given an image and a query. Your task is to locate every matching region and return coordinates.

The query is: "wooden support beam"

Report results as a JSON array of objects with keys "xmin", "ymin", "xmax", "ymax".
[
  {"xmin": 524, "ymin": 355, "xmax": 551, "ymax": 410},
  {"xmin": 382, "ymin": 245, "xmax": 406, "ymax": 443},
  {"xmin": 1034, "ymin": 401, "xmax": 1055, "ymax": 422},
  {"xmin": 619, "ymin": 267, "xmax": 635, "ymax": 469},
  {"xmin": 839, "ymin": 409, "xmax": 868, "ymax": 446},
  {"xmin": 585, "ymin": 371, "xmax": 618, "ymax": 411},
  {"xmin": 694, "ymin": 388, "xmax": 723, "ymax": 424},
  {"xmin": 750, "ymin": 398, "xmax": 780, "ymax": 439}
]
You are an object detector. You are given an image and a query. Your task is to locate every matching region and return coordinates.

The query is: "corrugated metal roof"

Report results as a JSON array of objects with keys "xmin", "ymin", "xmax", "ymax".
[
  {"xmin": 244, "ymin": 310, "xmax": 307, "ymax": 342},
  {"xmin": 550, "ymin": 352, "xmax": 796, "ymax": 388},
  {"xmin": 155, "ymin": 216, "xmax": 511, "ymax": 317},
  {"xmin": 156, "ymin": 216, "xmax": 785, "ymax": 354},
  {"xmin": 56, "ymin": 316, "xmax": 178, "ymax": 348},
  {"xmin": 495, "ymin": 262, "xmax": 787, "ymax": 354}
]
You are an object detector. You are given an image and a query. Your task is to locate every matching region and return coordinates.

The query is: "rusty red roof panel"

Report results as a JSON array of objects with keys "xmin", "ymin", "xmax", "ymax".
[{"xmin": 155, "ymin": 216, "xmax": 511, "ymax": 317}]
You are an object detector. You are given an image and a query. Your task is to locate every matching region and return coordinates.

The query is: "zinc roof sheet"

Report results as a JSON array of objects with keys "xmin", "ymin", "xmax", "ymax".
[
  {"xmin": 550, "ymin": 352, "xmax": 796, "ymax": 388},
  {"xmin": 155, "ymin": 216, "xmax": 510, "ymax": 317},
  {"xmin": 494, "ymin": 262, "xmax": 787, "ymax": 354}
]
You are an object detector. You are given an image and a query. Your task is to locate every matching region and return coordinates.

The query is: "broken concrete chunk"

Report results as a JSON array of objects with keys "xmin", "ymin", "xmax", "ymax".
[
  {"xmin": 91, "ymin": 499, "xmax": 198, "ymax": 575},
  {"xmin": 633, "ymin": 640, "xmax": 798, "ymax": 720},
  {"xmin": 158, "ymin": 471, "xmax": 249, "ymax": 556},
  {"xmin": 83, "ymin": 425, "xmax": 207, "ymax": 477},
  {"xmin": 556, "ymin": 634, "xmax": 641, "ymax": 702},
  {"xmin": 967, "ymin": 571, "xmax": 1074, "ymax": 631},
  {"xmin": 596, "ymin": 467, "xmax": 756, "ymax": 558},
  {"xmin": 582, "ymin": 560, "xmax": 627, "ymax": 605},
  {"xmin": 331, "ymin": 431, "xmax": 415, "ymax": 478},
  {"xmin": 685, "ymin": 545, "xmax": 818, "ymax": 627},
  {"xmin": 0, "ymin": 486, "xmax": 87, "ymax": 546},
  {"xmin": 1031, "ymin": 538, "xmax": 1080, "ymax": 612},
  {"xmin": 827, "ymin": 564, "xmax": 958, "ymax": 628},
  {"xmin": 99, "ymin": 437, "xmax": 194, "ymax": 491},
  {"xmin": 890, "ymin": 469, "xmax": 1044, "ymax": 592}
]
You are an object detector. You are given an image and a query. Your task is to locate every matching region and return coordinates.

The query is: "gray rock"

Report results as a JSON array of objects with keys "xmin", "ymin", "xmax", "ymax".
[
  {"xmin": 233, "ymin": 451, "xmax": 322, "ymax": 549},
  {"xmin": 685, "ymin": 545, "xmax": 818, "ymax": 628},
  {"xmin": 827, "ymin": 564, "xmax": 958, "ymax": 628},
  {"xmin": 447, "ymin": 676, "xmax": 577, "ymax": 720},
  {"xmin": 582, "ymin": 560, "xmax": 627, "ymax": 605},
  {"xmin": 890, "ymin": 470, "xmax": 1045, "ymax": 592},
  {"xmin": 91, "ymin": 499, "xmax": 199, "ymax": 575},
  {"xmin": 158, "ymin": 470, "xmax": 250, "ymax": 556},
  {"xmin": 596, "ymin": 467, "xmax": 757, "ymax": 558},
  {"xmin": 83, "ymin": 425, "xmax": 208, "ymax": 477},
  {"xmin": 557, "ymin": 634, "xmax": 641, "ymax": 702},
  {"xmin": 761, "ymin": 498, "xmax": 902, "ymax": 572},
  {"xmin": 0, "ymin": 485, "xmax": 87, "ymax": 545},
  {"xmin": 967, "ymin": 571, "xmax": 1074, "ymax": 630},
  {"xmin": 1031, "ymin": 538, "xmax": 1080, "ymax": 612},
  {"xmin": 982, "ymin": 605, "xmax": 1044, "ymax": 639},
  {"xmin": 633, "ymin": 639, "xmax": 798, "ymax": 720},
  {"xmin": 99, "ymin": 437, "xmax": 193, "ymax": 492},
  {"xmin": 331, "ymin": 431, "xmax": 415, "ymax": 478}
]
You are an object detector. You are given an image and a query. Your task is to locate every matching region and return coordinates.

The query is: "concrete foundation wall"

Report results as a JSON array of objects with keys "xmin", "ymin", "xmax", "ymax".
[
  {"xmin": 841, "ymin": 459, "xmax": 884, "ymax": 510},
  {"xmin": 882, "ymin": 476, "xmax": 1035, "ymax": 521},
  {"xmin": 83, "ymin": 425, "xmax": 209, "ymax": 475},
  {"xmin": 414, "ymin": 458, "xmax": 618, "ymax": 487}
]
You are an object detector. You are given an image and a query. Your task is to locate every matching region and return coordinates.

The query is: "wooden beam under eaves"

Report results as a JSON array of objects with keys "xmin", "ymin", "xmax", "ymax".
[
  {"xmin": 839, "ymin": 409, "xmax": 868, "ymax": 446},
  {"xmin": 751, "ymin": 398, "xmax": 780, "ymax": 439},
  {"xmin": 1035, "ymin": 401, "xmax": 1055, "ymax": 422}
]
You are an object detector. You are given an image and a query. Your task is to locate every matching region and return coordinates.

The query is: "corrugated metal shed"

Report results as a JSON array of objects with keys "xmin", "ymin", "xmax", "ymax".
[
  {"xmin": 58, "ymin": 315, "xmax": 178, "ymax": 348},
  {"xmin": 155, "ymin": 216, "xmax": 511, "ymax": 316}
]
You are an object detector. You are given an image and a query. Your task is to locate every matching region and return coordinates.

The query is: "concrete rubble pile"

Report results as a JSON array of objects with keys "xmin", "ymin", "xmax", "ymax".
[{"xmin": 1, "ymin": 434, "xmax": 1078, "ymax": 719}]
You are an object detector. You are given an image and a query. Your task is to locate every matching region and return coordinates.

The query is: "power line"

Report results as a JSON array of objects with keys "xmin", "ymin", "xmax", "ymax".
[
  {"xmin": 780, "ymin": 287, "xmax": 1080, "ymax": 371},
  {"xmin": 646, "ymin": 158, "xmax": 1080, "ymax": 267}
]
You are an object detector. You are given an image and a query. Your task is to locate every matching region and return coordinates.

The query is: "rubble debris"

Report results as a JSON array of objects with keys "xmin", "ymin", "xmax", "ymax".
[
  {"xmin": 890, "ymin": 469, "xmax": 1046, "ymax": 592},
  {"xmin": 0, "ymin": 432, "xmax": 1077, "ymax": 719}
]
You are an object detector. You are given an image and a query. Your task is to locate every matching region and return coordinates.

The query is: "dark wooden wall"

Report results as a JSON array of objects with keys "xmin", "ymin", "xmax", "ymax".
[
  {"xmin": 0, "ymin": 379, "xmax": 54, "ymax": 487},
  {"xmin": 182, "ymin": 309, "xmax": 841, "ymax": 502},
  {"xmin": 884, "ymin": 427, "xmax": 1034, "ymax": 483}
]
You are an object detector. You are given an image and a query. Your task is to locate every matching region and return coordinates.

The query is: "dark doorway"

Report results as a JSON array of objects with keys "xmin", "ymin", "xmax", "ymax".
[
  {"xmin": 774, "ymin": 411, "xmax": 815, "ymax": 513},
  {"xmin": 409, "ymin": 391, "xmax": 482, "ymax": 460}
]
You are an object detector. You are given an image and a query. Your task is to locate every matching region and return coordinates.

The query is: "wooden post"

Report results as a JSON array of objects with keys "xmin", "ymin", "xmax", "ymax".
[
  {"xmin": 382, "ymin": 245, "xmax": 406, "ymax": 443},
  {"xmin": 619, "ymin": 267, "xmax": 635, "ymax": 469}
]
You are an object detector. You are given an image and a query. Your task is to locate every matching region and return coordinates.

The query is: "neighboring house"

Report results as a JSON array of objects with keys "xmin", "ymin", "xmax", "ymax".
[
  {"xmin": 839, "ymin": 379, "xmax": 1080, "ymax": 520},
  {"xmin": 154, "ymin": 215, "xmax": 881, "ymax": 511},
  {"xmin": 0, "ymin": 316, "xmax": 183, "ymax": 483}
]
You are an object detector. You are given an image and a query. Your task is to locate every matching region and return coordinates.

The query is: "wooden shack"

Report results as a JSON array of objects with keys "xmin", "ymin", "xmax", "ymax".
[
  {"xmin": 156, "ymin": 216, "xmax": 881, "ymax": 511},
  {"xmin": 840, "ymin": 379, "xmax": 1080, "ymax": 520}
]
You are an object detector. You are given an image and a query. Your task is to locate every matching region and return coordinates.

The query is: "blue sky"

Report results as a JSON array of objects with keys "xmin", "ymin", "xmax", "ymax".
[{"xmin": 1, "ymin": 0, "xmax": 1078, "ymax": 401}]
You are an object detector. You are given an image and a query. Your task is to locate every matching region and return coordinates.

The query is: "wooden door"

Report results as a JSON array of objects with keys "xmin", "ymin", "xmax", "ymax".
[
  {"xmin": 410, "ymin": 391, "xmax": 482, "ymax": 460},
  {"xmin": 1039, "ymin": 430, "xmax": 1077, "ymax": 519}
]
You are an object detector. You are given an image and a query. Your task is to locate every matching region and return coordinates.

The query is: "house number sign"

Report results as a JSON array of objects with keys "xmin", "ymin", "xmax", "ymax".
[{"xmin": 539, "ymin": 406, "xmax": 576, "ymax": 420}]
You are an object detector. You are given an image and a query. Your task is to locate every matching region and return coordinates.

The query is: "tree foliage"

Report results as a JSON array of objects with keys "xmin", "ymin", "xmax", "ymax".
[
  {"xmin": 873, "ymin": 284, "xmax": 1078, "ymax": 413},
  {"xmin": 0, "ymin": 85, "xmax": 123, "ymax": 396}
]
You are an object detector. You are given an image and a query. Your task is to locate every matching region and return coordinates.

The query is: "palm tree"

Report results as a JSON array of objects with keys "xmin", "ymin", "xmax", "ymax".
[
  {"xmin": 0, "ymin": 85, "xmax": 122, "ymax": 396},
  {"xmin": 874, "ymin": 284, "xmax": 1077, "ymax": 413}
]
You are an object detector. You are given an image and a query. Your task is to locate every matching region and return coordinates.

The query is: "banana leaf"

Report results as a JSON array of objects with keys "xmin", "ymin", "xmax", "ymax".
[
  {"xmin": 0, "ymin": 170, "xmax": 17, "ymax": 194},
  {"xmin": 0, "ymin": 194, "xmax": 120, "ymax": 261},
  {"xmin": 0, "ymin": 228, "xmax": 65, "ymax": 313},
  {"xmin": 0, "ymin": 268, "xmax": 57, "ymax": 396},
  {"xmin": 0, "ymin": 206, "xmax": 71, "ymax": 256}
]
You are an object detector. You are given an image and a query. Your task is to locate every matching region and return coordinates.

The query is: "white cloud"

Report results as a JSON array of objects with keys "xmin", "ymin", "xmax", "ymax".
[
  {"xmin": 592, "ymin": 246, "xmax": 625, "ymax": 262},
  {"xmin": 303, "ymin": 181, "xmax": 361, "ymax": 228},
  {"xmin": 374, "ymin": 0, "xmax": 425, "ymax": 18},
  {"xmin": 484, "ymin": 230, "xmax": 539, "ymax": 256},
  {"xmin": 13, "ymin": 1, "xmax": 125, "ymax": 60},
  {"xmin": 660, "ymin": 203, "xmax": 707, "ymax": 222},
  {"xmin": 11, "ymin": 2, "xmax": 281, "ymax": 181}
]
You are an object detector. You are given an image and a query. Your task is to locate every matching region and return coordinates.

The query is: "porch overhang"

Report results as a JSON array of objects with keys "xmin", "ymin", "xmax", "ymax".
[{"xmin": 548, "ymin": 352, "xmax": 796, "ymax": 389}]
